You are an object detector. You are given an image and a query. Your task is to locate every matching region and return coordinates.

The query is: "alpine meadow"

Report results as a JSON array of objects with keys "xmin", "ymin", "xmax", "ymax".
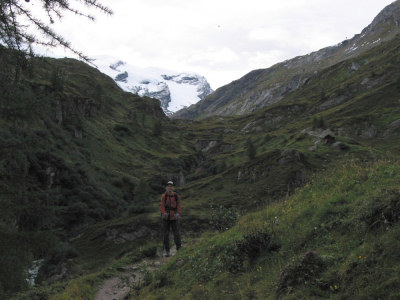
[{"xmin": 2, "ymin": 1, "xmax": 400, "ymax": 299}]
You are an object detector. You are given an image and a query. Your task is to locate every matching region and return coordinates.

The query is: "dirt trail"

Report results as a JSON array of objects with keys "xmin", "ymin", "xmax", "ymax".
[{"xmin": 94, "ymin": 248, "xmax": 178, "ymax": 300}]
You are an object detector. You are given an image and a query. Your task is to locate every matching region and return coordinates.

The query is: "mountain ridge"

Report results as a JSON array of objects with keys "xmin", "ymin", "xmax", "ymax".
[{"xmin": 172, "ymin": 0, "xmax": 400, "ymax": 119}]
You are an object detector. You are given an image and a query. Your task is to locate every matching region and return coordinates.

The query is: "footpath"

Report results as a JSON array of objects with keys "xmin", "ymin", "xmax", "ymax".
[{"xmin": 95, "ymin": 248, "xmax": 178, "ymax": 300}]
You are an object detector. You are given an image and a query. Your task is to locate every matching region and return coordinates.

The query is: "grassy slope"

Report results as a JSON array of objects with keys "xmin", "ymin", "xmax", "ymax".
[{"xmin": 134, "ymin": 159, "xmax": 400, "ymax": 300}]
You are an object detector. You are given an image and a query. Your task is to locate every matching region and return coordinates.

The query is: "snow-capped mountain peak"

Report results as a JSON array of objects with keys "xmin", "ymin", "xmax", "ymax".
[{"xmin": 94, "ymin": 56, "xmax": 213, "ymax": 115}]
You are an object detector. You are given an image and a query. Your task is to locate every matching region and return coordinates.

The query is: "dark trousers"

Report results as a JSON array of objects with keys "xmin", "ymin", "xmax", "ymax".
[{"xmin": 162, "ymin": 219, "xmax": 181, "ymax": 251}]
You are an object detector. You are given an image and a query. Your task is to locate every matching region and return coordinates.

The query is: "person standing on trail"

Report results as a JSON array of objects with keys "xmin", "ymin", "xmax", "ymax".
[{"xmin": 160, "ymin": 181, "xmax": 182, "ymax": 257}]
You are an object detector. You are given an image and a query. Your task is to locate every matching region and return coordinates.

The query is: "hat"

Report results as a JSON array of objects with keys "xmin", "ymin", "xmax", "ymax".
[{"xmin": 167, "ymin": 181, "xmax": 174, "ymax": 186}]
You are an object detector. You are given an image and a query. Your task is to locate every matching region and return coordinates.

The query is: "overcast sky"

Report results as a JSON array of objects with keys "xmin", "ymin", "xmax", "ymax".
[{"xmin": 34, "ymin": 0, "xmax": 394, "ymax": 89}]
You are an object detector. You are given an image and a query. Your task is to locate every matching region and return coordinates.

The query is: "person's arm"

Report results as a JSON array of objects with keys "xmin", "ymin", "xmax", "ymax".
[
  {"xmin": 160, "ymin": 194, "xmax": 166, "ymax": 215},
  {"xmin": 177, "ymin": 193, "xmax": 181, "ymax": 215}
]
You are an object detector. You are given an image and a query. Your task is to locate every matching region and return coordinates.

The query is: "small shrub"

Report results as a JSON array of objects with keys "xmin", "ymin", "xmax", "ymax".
[
  {"xmin": 140, "ymin": 269, "xmax": 153, "ymax": 287},
  {"xmin": 0, "ymin": 232, "xmax": 31, "ymax": 296},
  {"xmin": 114, "ymin": 124, "xmax": 130, "ymax": 133},
  {"xmin": 112, "ymin": 179, "xmax": 123, "ymax": 188},
  {"xmin": 246, "ymin": 138, "xmax": 256, "ymax": 160},
  {"xmin": 152, "ymin": 120, "xmax": 162, "ymax": 137},
  {"xmin": 277, "ymin": 251, "xmax": 328, "ymax": 295},
  {"xmin": 122, "ymin": 176, "xmax": 134, "ymax": 185},
  {"xmin": 153, "ymin": 270, "xmax": 169, "ymax": 288},
  {"xmin": 209, "ymin": 205, "xmax": 239, "ymax": 232},
  {"xmin": 77, "ymin": 191, "xmax": 91, "ymax": 202},
  {"xmin": 141, "ymin": 245, "xmax": 157, "ymax": 258},
  {"xmin": 238, "ymin": 229, "xmax": 273, "ymax": 263},
  {"xmin": 312, "ymin": 117, "xmax": 326, "ymax": 129},
  {"xmin": 190, "ymin": 284, "xmax": 211, "ymax": 299},
  {"xmin": 263, "ymin": 134, "xmax": 273, "ymax": 143},
  {"xmin": 359, "ymin": 189, "xmax": 400, "ymax": 231},
  {"xmin": 63, "ymin": 202, "xmax": 89, "ymax": 226},
  {"xmin": 50, "ymin": 67, "xmax": 66, "ymax": 92},
  {"xmin": 48, "ymin": 242, "xmax": 78, "ymax": 265},
  {"xmin": 88, "ymin": 207, "xmax": 106, "ymax": 221}
]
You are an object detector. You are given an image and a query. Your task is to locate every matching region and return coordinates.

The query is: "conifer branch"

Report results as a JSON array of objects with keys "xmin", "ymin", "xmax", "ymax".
[{"xmin": 0, "ymin": 0, "xmax": 112, "ymax": 62}]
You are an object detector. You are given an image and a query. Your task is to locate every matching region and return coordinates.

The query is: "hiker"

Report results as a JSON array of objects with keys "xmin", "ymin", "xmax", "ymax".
[{"xmin": 160, "ymin": 181, "xmax": 181, "ymax": 257}]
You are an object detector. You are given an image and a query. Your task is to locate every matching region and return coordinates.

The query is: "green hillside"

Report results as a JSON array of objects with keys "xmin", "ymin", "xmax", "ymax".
[
  {"xmin": 0, "ymin": 48, "xmax": 199, "ymax": 298},
  {"xmin": 2, "ymin": 31, "xmax": 400, "ymax": 300}
]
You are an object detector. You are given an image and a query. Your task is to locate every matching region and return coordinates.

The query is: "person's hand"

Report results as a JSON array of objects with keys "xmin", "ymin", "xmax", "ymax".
[{"xmin": 163, "ymin": 213, "xmax": 169, "ymax": 219}]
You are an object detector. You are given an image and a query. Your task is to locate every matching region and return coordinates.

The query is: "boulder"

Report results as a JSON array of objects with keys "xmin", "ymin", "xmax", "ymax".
[
  {"xmin": 383, "ymin": 118, "xmax": 400, "ymax": 137},
  {"xmin": 278, "ymin": 149, "xmax": 304, "ymax": 165},
  {"xmin": 351, "ymin": 62, "xmax": 360, "ymax": 71}
]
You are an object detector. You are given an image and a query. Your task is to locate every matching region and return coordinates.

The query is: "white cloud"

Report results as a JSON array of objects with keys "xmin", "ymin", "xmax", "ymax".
[
  {"xmin": 248, "ymin": 27, "xmax": 291, "ymax": 42},
  {"xmin": 247, "ymin": 50, "xmax": 287, "ymax": 69},
  {"xmin": 28, "ymin": 0, "xmax": 395, "ymax": 89},
  {"xmin": 188, "ymin": 47, "xmax": 241, "ymax": 65}
]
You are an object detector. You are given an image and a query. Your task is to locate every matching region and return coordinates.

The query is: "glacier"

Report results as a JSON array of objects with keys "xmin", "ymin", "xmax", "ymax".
[{"xmin": 94, "ymin": 56, "xmax": 213, "ymax": 115}]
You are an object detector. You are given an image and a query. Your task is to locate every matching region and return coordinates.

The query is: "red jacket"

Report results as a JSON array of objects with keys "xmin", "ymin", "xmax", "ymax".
[{"xmin": 160, "ymin": 192, "xmax": 181, "ymax": 220}]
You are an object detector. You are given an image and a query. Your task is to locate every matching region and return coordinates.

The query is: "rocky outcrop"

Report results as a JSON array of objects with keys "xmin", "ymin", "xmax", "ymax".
[
  {"xmin": 303, "ymin": 128, "xmax": 350, "ymax": 151},
  {"xmin": 383, "ymin": 118, "xmax": 400, "ymax": 137},
  {"xmin": 106, "ymin": 226, "xmax": 154, "ymax": 244},
  {"xmin": 53, "ymin": 95, "xmax": 100, "ymax": 138},
  {"xmin": 318, "ymin": 95, "xmax": 348, "ymax": 111},
  {"xmin": 195, "ymin": 140, "xmax": 234, "ymax": 155},
  {"xmin": 337, "ymin": 121, "xmax": 378, "ymax": 139},
  {"xmin": 278, "ymin": 149, "xmax": 305, "ymax": 166},
  {"xmin": 195, "ymin": 140, "xmax": 218, "ymax": 152}
]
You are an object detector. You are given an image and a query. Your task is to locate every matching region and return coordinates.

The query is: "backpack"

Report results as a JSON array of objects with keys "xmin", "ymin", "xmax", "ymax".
[{"xmin": 164, "ymin": 192, "xmax": 179, "ymax": 212}]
